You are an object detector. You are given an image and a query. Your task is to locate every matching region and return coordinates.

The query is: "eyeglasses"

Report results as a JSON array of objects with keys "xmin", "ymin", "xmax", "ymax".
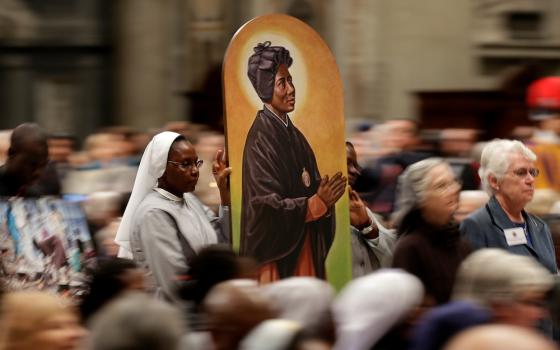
[
  {"xmin": 167, "ymin": 159, "xmax": 203, "ymax": 170},
  {"xmin": 432, "ymin": 179, "xmax": 462, "ymax": 193},
  {"xmin": 510, "ymin": 167, "xmax": 540, "ymax": 179}
]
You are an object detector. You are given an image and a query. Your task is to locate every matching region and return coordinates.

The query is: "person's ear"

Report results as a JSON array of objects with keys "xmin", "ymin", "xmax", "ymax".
[
  {"xmin": 488, "ymin": 174, "xmax": 500, "ymax": 192},
  {"xmin": 7, "ymin": 146, "xmax": 15, "ymax": 158}
]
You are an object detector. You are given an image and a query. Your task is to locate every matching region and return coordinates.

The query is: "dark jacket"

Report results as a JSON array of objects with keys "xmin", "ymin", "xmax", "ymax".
[
  {"xmin": 460, "ymin": 196, "xmax": 558, "ymax": 273},
  {"xmin": 0, "ymin": 165, "xmax": 22, "ymax": 197},
  {"xmin": 392, "ymin": 209, "xmax": 471, "ymax": 305},
  {"xmin": 0, "ymin": 164, "xmax": 61, "ymax": 198}
]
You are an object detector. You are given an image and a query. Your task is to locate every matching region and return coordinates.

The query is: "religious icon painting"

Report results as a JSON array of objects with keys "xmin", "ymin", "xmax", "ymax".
[{"xmin": 223, "ymin": 14, "xmax": 351, "ymax": 289}]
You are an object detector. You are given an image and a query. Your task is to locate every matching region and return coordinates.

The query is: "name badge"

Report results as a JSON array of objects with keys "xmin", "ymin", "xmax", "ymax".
[{"xmin": 503, "ymin": 227, "xmax": 527, "ymax": 246}]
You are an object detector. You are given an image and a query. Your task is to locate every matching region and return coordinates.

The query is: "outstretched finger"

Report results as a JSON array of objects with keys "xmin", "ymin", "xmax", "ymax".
[
  {"xmin": 349, "ymin": 189, "xmax": 359, "ymax": 201},
  {"xmin": 214, "ymin": 149, "xmax": 225, "ymax": 164}
]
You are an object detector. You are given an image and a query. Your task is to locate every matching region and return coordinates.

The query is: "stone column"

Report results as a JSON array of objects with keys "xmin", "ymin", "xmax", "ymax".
[
  {"xmin": 326, "ymin": 0, "xmax": 383, "ymax": 124},
  {"xmin": 114, "ymin": 0, "xmax": 172, "ymax": 129}
]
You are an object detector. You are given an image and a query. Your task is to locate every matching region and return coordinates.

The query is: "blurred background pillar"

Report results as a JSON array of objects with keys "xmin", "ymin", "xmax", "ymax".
[
  {"xmin": 114, "ymin": 0, "xmax": 174, "ymax": 129},
  {"xmin": 326, "ymin": 0, "xmax": 383, "ymax": 124}
]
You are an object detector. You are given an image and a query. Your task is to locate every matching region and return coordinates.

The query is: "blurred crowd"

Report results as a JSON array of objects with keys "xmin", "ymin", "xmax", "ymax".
[
  {"xmin": 2, "ymin": 77, "xmax": 560, "ymax": 350},
  {"xmin": 0, "ymin": 121, "xmax": 226, "ymax": 258}
]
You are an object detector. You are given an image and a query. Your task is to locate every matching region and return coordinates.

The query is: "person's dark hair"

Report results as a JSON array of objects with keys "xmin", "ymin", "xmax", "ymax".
[
  {"xmin": 80, "ymin": 258, "xmax": 138, "ymax": 322},
  {"xmin": 178, "ymin": 245, "xmax": 239, "ymax": 306},
  {"xmin": 247, "ymin": 41, "xmax": 293, "ymax": 102}
]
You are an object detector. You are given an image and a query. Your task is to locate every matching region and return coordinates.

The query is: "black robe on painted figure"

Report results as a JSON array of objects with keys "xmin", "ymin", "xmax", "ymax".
[{"xmin": 240, "ymin": 106, "xmax": 335, "ymax": 279}]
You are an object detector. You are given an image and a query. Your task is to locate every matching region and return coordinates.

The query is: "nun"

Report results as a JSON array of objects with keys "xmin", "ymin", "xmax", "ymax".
[{"xmin": 115, "ymin": 131, "xmax": 231, "ymax": 303}]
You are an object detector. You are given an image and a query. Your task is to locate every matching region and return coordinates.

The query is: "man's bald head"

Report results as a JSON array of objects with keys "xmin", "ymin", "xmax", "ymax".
[
  {"xmin": 444, "ymin": 325, "xmax": 556, "ymax": 350},
  {"xmin": 5, "ymin": 123, "xmax": 48, "ymax": 189},
  {"xmin": 9, "ymin": 123, "xmax": 47, "ymax": 153},
  {"xmin": 203, "ymin": 280, "xmax": 274, "ymax": 350}
]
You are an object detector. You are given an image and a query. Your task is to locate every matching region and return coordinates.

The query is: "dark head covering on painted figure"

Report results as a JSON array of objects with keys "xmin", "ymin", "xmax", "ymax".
[{"xmin": 247, "ymin": 41, "xmax": 293, "ymax": 103}]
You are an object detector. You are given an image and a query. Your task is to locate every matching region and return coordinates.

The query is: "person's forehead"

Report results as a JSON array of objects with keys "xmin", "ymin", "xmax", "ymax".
[
  {"xmin": 428, "ymin": 164, "xmax": 453, "ymax": 182},
  {"xmin": 508, "ymin": 152, "xmax": 534, "ymax": 167},
  {"xmin": 275, "ymin": 64, "xmax": 291, "ymax": 77},
  {"xmin": 169, "ymin": 141, "xmax": 196, "ymax": 159}
]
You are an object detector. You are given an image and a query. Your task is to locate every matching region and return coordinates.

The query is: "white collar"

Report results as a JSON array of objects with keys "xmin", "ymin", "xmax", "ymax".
[
  {"xmin": 154, "ymin": 187, "xmax": 183, "ymax": 202},
  {"xmin": 264, "ymin": 105, "xmax": 289, "ymax": 127}
]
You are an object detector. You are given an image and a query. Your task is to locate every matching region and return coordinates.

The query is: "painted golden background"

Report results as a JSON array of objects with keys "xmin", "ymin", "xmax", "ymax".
[{"xmin": 222, "ymin": 14, "xmax": 351, "ymax": 289}]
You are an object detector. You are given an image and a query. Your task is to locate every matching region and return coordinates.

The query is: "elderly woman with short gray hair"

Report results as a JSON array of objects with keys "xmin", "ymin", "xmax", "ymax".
[
  {"xmin": 392, "ymin": 158, "xmax": 471, "ymax": 305},
  {"xmin": 460, "ymin": 139, "xmax": 557, "ymax": 274},
  {"xmin": 453, "ymin": 248, "xmax": 553, "ymax": 328}
]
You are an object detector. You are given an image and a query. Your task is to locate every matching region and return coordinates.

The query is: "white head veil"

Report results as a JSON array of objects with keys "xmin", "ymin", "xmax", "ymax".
[
  {"xmin": 115, "ymin": 131, "xmax": 181, "ymax": 258},
  {"xmin": 262, "ymin": 277, "xmax": 335, "ymax": 331},
  {"xmin": 332, "ymin": 269, "xmax": 424, "ymax": 350},
  {"xmin": 239, "ymin": 319, "xmax": 302, "ymax": 350}
]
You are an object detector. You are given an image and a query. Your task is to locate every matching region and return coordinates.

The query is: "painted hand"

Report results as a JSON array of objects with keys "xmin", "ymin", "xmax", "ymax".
[{"xmin": 317, "ymin": 172, "xmax": 347, "ymax": 207}]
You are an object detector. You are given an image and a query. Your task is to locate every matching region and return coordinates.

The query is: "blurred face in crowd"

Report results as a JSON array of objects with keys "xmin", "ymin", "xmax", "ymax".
[
  {"xmin": 494, "ymin": 290, "xmax": 548, "ymax": 328},
  {"xmin": 420, "ymin": 164, "xmax": 460, "ymax": 227},
  {"xmin": 86, "ymin": 133, "xmax": 136, "ymax": 161},
  {"xmin": 29, "ymin": 310, "xmax": 86, "ymax": 350},
  {"xmin": 47, "ymin": 138, "xmax": 74, "ymax": 163},
  {"xmin": 120, "ymin": 267, "xmax": 146, "ymax": 291},
  {"xmin": 159, "ymin": 140, "xmax": 200, "ymax": 196},
  {"xmin": 492, "ymin": 152, "xmax": 536, "ymax": 209},
  {"xmin": 384, "ymin": 120, "xmax": 418, "ymax": 151},
  {"xmin": 444, "ymin": 325, "xmax": 556, "ymax": 350},
  {"xmin": 295, "ymin": 339, "xmax": 332, "ymax": 350},
  {"xmin": 346, "ymin": 143, "xmax": 361, "ymax": 187},
  {"xmin": 440, "ymin": 129, "xmax": 477, "ymax": 157},
  {"xmin": 1, "ymin": 292, "xmax": 87, "ymax": 350},
  {"xmin": 454, "ymin": 191, "xmax": 488, "ymax": 222},
  {"xmin": 269, "ymin": 64, "xmax": 296, "ymax": 115},
  {"xmin": 540, "ymin": 114, "xmax": 560, "ymax": 136}
]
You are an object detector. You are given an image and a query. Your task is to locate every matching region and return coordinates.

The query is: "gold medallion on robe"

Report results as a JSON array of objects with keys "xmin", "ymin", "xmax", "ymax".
[{"xmin": 302, "ymin": 167, "xmax": 311, "ymax": 187}]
